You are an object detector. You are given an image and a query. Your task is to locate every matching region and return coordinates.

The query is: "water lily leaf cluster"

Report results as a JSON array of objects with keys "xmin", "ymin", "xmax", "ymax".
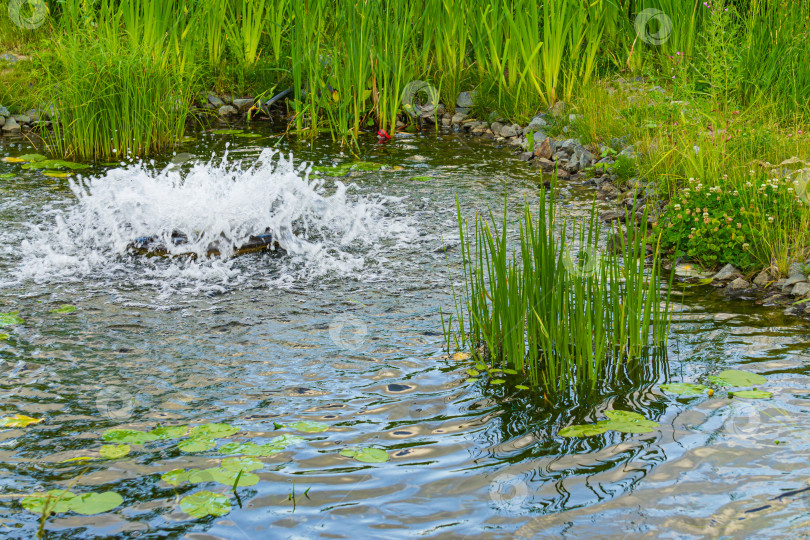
[
  {"xmin": 21, "ymin": 489, "xmax": 123, "ymax": 515},
  {"xmin": 559, "ymin": 410, "xmax": 660, "ymax": 438},
  {"xmin": 1, "ymin": 414, "xmax": 43, "ymax": 428},
  {"xmin": 340, "ymin": 447, "xmax": 389, "ymax": 463}
]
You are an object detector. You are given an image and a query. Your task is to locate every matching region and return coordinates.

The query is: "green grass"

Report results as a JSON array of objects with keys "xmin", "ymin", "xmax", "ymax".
[{"xmin": 447, "ymin": 187, "xmax": 671, "ymax": 395}]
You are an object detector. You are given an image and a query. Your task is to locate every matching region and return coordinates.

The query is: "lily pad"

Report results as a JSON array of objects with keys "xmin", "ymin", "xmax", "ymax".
[
  {"xmin": 221, "ymin": 457, "xmax": 263, "ymax": 473},
  {"xmin": 0, "ymin": 333, "xmax": 9, "ymax": 340},
  {"xmin": 515, "ymin": 385, "xmax": 530, "ymax": 390},
  {"xmin": 178, "ymin": 437, "xmax": 215, "ymax": 453},
  {"xmin": 189, "ymin": 423, "xmax": 239, "ymax": 439},
  {"xmin": 288, "ymin": 420, "xmax": 328, "ymax": 433},
  {"xmin": 188, "ymin": 467, "xmax": 259, "ymax": 487},
  {"xmin": 16, "ymin": 154, "xmax": 47, "ymax": 163},
  {"xmin": 209, "ymin": 129, "xmax": 243, "ymax": 135},
  {"xmin": 0, "ymin": 173, "xmax": 15, "ymax": 179},
  {"xmin": 99, "ymin": 444, "xmax": 130, "ymax": 459},
  {"xmin": 451, "ymin": 352, "xmax": 471, "ymax": 361},
  {"xmin": 161, "ymin": 468, "xmax": 189, "ymax": 486},
  {"xmin": 604, "ymin": 410, "xmax": 659, "ymax": 434},
  {"xmin": 1, "ymin": 414, "xmax": 42, "ymax": 428},
  {"xmin": 559, "ymin": 422, "xmax": 611, "ymax": 437},
  {"xmin": 503, "ymin": 369, "xmax": 518, "ymax": 375},
  {"xmin": 466, "ymin": 369, "xmax": 479, "ymax": 377},
  {"xmin": 50, "ymin": 304, "xmax": 77, "ymax": 314},
  {"xmin": 0, "ymin": 312, "xmax": 24, "ymax": 326},
  {"xmin": 69, "ymin": 491, "xmax": 123, "ymax": 515},
  {"xmin": 731, "ymin": 390, "xmax": 773, "ymax": 399},
  {"xmin": 340, "ymin": 447, "xmax": 389, "ymax": 463},
  {"xmin": 102, "ymin": 429, "xmax": 158, "ymax": 444},
  {"xmin": 490, "ymin": 379, "xmax": 506, "ymax": 385},
  {"xmin": 661, "ymin": 382, "xmax": 709, "ymax": 396},
  {"xmin": 21, "ymin": 490, "xmax": 76, "ymax": 513},
  {"xmin": 708, "ymin": 369, "xmax": 766, "ymax": 387},
  {"xmin": 42, "ymin": 172, "xmax": 73, "ymax": 178},
  {"xmin": 234, "ymin": 133, "xmax": 263, "ymax": 138},
  {"xmin": 22, "ymin": 159, "xmax": 89, "ymax": 170},
  {"xmin": 149, "ymin": 425, "xmax": 188, "ymax": 439},
  {"xmin": 179, "ymin": 490, "xmax": 231, "ymax": 518},
  {"xmin": 410, "ymin": 176, "xmax": 431, "ymax": 181}
]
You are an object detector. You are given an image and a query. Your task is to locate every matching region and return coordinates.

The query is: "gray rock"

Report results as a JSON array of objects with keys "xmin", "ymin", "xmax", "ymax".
[
  {"xmin": 536, "ymin": 158, "xmax": 554, "ymax": 172},
  {"xmin": 25, "ymin": 109, "xmax": 39, "ymax": 122},
  {"xmin": 713, "ymin": 264, "xmax": 742, "ymax": 281},
  {"xmin": 791, "ymin": 282, "xmax": 810, "ymax": 297},
  {"xmin": 576, "ymin": 148, "xmax": 594, "ymax": 170},
  {"xmin": 519, "ymin": 151, "xmax": 534, "ymax": 161},
  {"xmin": 728, "ymin": 277, "xmax": 750, "ymax": 290},
  {"xmin": 0, "ymin": 53, "xmax": 20, "ymax": 63},
  {"xmin": 218, "ymin": 105, "xmax": 238, "ymax": 116},
  {"xmin": 1, "ymin": 117, "xmax": 20, "ymax": 132},
  {"xmin": 601, "ymin": 210, "xmax": 622, "ymax": 222},
  {"xmin": 12, "ymin": 114, "xmax": 30, "ymax": 124},
  {"xmin": 782, "ymin": 274, "xmax": 806, "ymax": 292},
  {"xmin": 208, "ymin": 94, "xmax": 224, "ymax": 107},
  {"xmin": 559, "ymin": 138, "xmax": 580, "ymax": 152},
  {"xmin": 600, "ymin": 183, "xmax": 618, "ymax": 199},
  {"xmin": 441, "ymin": 117, "xmax": 451, "ymax": 126},
  {"xmin": 532, "ymin": 130, "xmax": 547, "ymax": 142},
  {"xmin": 491, "ymin": 122, "xmax": 504, "ymax": 135},
  {"xmin": 568, "ymin": 114, "xmax": 579, "ymax": 123},
  {"xmin": 0, "ymin": 116, "xmax": 4, "ymax": 128},
  {"xmin": 597, "ymin": 156, "xmax": 614, "ymax": 165},
  {"xmin": 500, "ymin": 125, "xmax": 518, "ymax": 138},
  {"xmin": 456, "ymin": 91, "xmax": 476, "ymax": 108},
  {"xmin": 0, "ymin": 105, "xmax": 8, "ymax": 117},
  {"xmin": 650, "ymin": 86, "xmax": 666, "ymax": 94},
  {"xmin": 451, "ymin": 112, "xmax": 467, "ymax": 124},
  {"xmin": 528, "ymin": 115, "xmax": 548, "ymax": 130},
  {"xmin": 552, "ymin": 151, "xmax": 568, "ymax": 162},
  {"xmin": 455, "ymin": 107, "xmax": 470, "ymax": 115},
  {"xmin": 232, "ymin": 98, "xmax": 254, "ymax": 112},
  {"xmin": 753, "ymin": 270, "xmax": 774, "ymax": 287},
  {"xmin": 556, "ymin": 169, "xmax": 571, "ymax": 180}
]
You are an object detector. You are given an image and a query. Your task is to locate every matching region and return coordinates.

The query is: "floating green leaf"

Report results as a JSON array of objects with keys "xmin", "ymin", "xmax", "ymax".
[
  {"xmin": 288, "ymin": 421, "xmax": 328, "ymax": 433},
  {"xmin": 0, "ymin": 173, "xmax": 14, "ymax": 179},
  {"xmin": 178, "ymin": 437, "xmax": 215, "ymax": 453},
  {"xmin": 21, "ymin": 490, "xmax": 75, "ymax": 513},
  {"xmin": 1, "ymin": 414, "xmax": 42, "ymax": 428},
  {"xmin": 661, "ymin": 383, "xmax": 709, "ymax": 396},
  {"xmin": 732, "ymin": 390, "xmax": 773, "ymax": 399},
  {"xmin": 559, "ymin": 422, "xmax": 611, "ymax": 437},
  {"xmin": 515, "ymin": 385, "xmax": 530, "ymax": 390},
  {"xmin": 604, "ymin": 410, "xmax": 659, "ymax": 434},
  {"xmin": 150, "ymin": 425, "xmax": 188, "ymax": 439},
  {"xmin": 0, "ymin": 333, "xmax": 8, "ymax": 340},
  {"xmin": 340, "ymin": 447, "xmax": 389, "ymax": 463},
  {"xmin": 69, "ymin": 491, "xmax": 123, "ymax": 515},
  {"xmin": 503, "ymin": 369, "xmax": 518, "ymax": 375},
  {"xmin": 709, "ymin": 369, "xmax": 767, "ymax": 387},
  {"xmin": 161, "ymin": 469, "xmax": 189, "ymax": 486},
  {"xmin": 234, "ymin": 133, "xmax": 262, "ymax": 138},
  {"xmin": 0, "ymin": 312, "xmax": 24, "ymax": 326},
  {"xmin": 50, "ymin": 304, "xmax": 77, "ymax": 314},
  {"xmin": 43, "ymin": 171, "xmax": 73, "ymax": 178},
  {"xmin": 189, "ymin": 423, "xmax": 239, "ymax": 439},
  {"xmin": 22, "ymin": 159, "xmax": 89, "ymax": 170},
  {"xmin": 466, "ymin": 369, "xmax": 479, "ymax": 377},
  {"xmin": 474, "ymin": 363, "xmax": 486, "ymax": 370},
  {"xmin": 99, "ymin": 444, "xmax": 130, "ymax": 459},
  {"xmin": 221, "ymin": 457, "xmax": 263, "ymax": 473},
  {"xmin": 188, "ymin": 467, "xmax": 259, "ymax": 487},
  {"xmin": 490, "ymin": 379, "xmax": 506, "ymax": 385},
  {"xmin": 410, "ymin": 176, "xmax": 431, "ymax": 181},
  {"xmin": 102, "ymin": 429, "xmax": 157, "ymax": 444},
  {"xmin": 179, "ymin": 490, "xmax": 231, "ymax": 518},
  {"xmin": 17, "ymin": 154, "xmax": 47, "ymax": 163}
]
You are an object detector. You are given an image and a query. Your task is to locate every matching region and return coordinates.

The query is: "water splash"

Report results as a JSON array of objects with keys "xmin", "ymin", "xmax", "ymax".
[{"xmin": 12, "ymin": 149, "xmax": 415, "ymax": 293}]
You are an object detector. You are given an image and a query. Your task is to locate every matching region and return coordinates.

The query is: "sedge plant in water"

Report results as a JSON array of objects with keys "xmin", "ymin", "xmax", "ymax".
[{"xmin": 448, "ymin": 187, "xmax": 672, "ymax": 395}]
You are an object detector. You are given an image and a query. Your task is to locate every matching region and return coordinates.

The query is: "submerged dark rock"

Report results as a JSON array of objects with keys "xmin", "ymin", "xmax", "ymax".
[{"xmin": 128, "ymin": 230, "xmax": 282, "ymax": 259}]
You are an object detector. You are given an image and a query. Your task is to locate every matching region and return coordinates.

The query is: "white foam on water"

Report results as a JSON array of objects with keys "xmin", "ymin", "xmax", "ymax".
[{"xmin": 11, "ymin": 149, "xmax": 416, "ymax": 295}]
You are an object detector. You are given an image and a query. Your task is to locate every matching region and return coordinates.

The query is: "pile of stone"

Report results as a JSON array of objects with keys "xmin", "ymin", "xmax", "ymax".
[{"xmin": 0, "ymin": 105, "xmax": 51, "ymax": 135}]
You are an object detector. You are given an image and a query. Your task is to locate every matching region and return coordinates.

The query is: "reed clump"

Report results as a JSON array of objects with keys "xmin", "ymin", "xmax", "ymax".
[{"xmin": 448, "ymin": 188, "xmax": 671, "ymax": 395}]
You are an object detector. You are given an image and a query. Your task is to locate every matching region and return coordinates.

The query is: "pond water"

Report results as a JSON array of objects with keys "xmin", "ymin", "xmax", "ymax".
[{"xmin": 0, "ymin": 125, "xmax": 809, "ymax": 539}]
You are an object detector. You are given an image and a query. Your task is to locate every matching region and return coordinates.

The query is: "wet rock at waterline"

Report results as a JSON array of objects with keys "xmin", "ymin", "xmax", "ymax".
[
  {"xmin": 2, "ymin": 117, "xmax": 20, "ymax": 133},
  {"xmin": 712, "ymin": 264, "xmax": 742, "ymax": 282}
]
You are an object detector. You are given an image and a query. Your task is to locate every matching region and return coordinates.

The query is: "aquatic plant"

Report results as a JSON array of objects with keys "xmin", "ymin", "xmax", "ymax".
[{"xmin": 448, "ymin": 187, "xmax": 671, "ymax": 395}]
